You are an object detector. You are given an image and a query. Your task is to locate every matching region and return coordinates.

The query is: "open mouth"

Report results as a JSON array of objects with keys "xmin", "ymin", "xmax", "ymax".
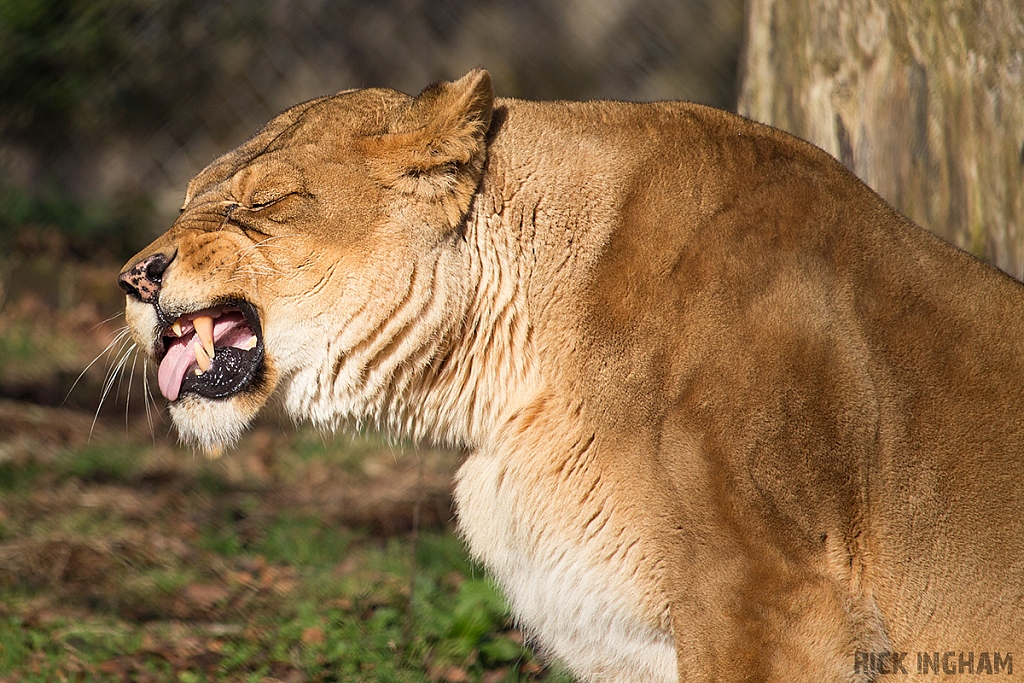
[{"xmin": 156, "ymin": 301, "xmax": 264, "ymax": 402}]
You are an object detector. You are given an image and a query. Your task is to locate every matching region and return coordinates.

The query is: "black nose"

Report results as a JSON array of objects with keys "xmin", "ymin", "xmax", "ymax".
[{"xmin": 118, "ymin": 252, "xmax": 173, "ymax": 303}]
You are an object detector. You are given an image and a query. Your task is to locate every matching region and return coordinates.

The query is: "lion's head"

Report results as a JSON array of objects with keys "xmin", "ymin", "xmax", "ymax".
[{"xmin": 120, "ymin": 70, "xmax": 495, "ymax": 452}]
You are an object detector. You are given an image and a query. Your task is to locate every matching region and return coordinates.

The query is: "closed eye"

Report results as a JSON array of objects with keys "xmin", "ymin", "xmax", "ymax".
[
  {"xmin": 222, "ymin": 203, "xmax": 271, "ymax": 239},
  {"xmin": 248, "ymin": 190, "xmax": 302, "ymax": 210},
  {"xmin": 250, "ymin": 198, "xmax": 280, "ymax": 210}
]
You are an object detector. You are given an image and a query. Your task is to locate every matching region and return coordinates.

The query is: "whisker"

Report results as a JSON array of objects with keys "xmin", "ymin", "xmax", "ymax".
[
  {"xmin": 96, "ymin": 343, "xmax": 132, "ymax": 414},
  {"xmin": 243, "ymin": 241, "xmax": 297, "ymax": 254},
  {"xmin": 211, "ymin": 263, "xmax": 280, "ymax": 280},
  {"xmin": 217, "ymin": 259, "xmax": 280, "ymax": 272},
  {"xmin": 89, "ymin": 310, "xmax": 126, "ymax": 333},
  {"xmin": 225, "ymin": 272, "xmax": 278, "ymax": 285},
  {"xmin": 116, "ymin": 341, "xmax": 132, "ymax": 402},
  {"xmin": 223, "ymin": 266, "xmax": 279, "ymax": 277},
  {"xmin": 233, "ymin": 235, "xmax": 300, "ymax": 272},
  {"xmin": 237, "ymin": 261, "xmax": 281, "ymax": 270},
  {"xmin": 242, "ymin": 234, "xmax": 298, "ymax": 252},
  {"xmin": 90, "ymin": 341, "xmax": 135, "ymax": 440},
  {"xmin": 99, "ymin": 333, "xmax": 135, "ymax": 399},
  {"xmin": 65, "ymin": 326, "xmax": 131, "ymax": 406},
  {"xmin": 142, "ymin": 355, "xmax": 157, "ymax": 443},
  {"xmin": 222, "ymin": 266, "xmax": 283, "ymax": 285},
  {"xmin": 126, "ymin": 350, "xmax": 138, "ymax": 429}
]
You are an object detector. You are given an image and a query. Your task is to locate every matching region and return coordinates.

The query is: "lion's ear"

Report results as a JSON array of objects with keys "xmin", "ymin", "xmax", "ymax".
[{"xmin": 363, "ymin": 69, "xmax": 494, "ymax": 229}]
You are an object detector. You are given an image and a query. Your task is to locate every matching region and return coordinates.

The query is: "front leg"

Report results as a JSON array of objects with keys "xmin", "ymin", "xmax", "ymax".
[{"xmin": 669, "ymin": 547, "xmax": 889, "ymax": 682}]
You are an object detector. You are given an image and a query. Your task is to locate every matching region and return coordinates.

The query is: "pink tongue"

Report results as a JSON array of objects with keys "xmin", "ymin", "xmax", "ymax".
[
  {"xmin": 157, "ymin": 312, "xmax": 253, "ymax": 401},
  {"xmin": 158, "ymin": 336, "xmax": 195, "ymax": 401}
]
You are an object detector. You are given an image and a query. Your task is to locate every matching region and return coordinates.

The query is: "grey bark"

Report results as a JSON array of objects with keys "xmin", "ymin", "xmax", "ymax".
[{"xmin": 738, "ymin": 0, "xmax": 1024, "ymax": 277}]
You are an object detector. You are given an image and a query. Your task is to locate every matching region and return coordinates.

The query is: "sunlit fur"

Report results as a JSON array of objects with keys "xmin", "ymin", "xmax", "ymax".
[{"xmin": 122, "ymin": 70, "xmax": 1024, "ymax": 681}]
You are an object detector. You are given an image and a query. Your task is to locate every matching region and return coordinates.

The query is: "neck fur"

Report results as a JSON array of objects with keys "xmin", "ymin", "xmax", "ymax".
[
  {"xmin": 401, "ymin": 184, "xmax": 540, "ymax": 447},
  {"xmin": 287, "ymin": 175, "xmax": 540, "ymax": 449}
]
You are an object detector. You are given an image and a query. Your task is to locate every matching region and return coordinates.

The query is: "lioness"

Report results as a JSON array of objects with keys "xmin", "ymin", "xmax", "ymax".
[{"xmin": 120, "ymin": 70, "xmax": 1024, "ymax": 682}]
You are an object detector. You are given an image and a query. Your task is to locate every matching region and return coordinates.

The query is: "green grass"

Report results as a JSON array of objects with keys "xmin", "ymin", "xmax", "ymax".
[
  {"xmin": 255, "ymin": 514, "xmax": 355, "ymax": 566},
  {"xmin": 56, "ymin": 443, "xmax": 141, "ymax": 483},
  {"xmin": 0, "ymin": 458, "xmax": 42, "ymax": 493},
  {"xmin": 0, "ymin": 431, "xmax": 574, "ymax": 683}
]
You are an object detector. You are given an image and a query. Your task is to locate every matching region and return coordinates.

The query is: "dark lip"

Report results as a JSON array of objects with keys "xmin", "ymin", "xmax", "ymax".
[{"xmin": 156, "ymin": 299, "xmax": 266, "ymax": 401}]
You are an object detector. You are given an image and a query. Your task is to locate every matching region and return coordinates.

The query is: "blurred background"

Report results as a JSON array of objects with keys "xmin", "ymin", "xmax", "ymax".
[
  {"xmin": 0, "ymin": 0, "xmax": 1021, "ymax": 681},
  {"xmin": 0, "ymin": 0, "xmax": 744, "ymax": 262},
  {"xmin": 0, "ymin": 1, "xmax": 744, "ymax": 681}
]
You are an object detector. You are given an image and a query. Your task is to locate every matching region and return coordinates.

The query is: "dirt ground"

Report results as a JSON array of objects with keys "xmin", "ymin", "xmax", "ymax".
[{"xmin": 0, "ymin": 253, "xmax": 564, "ymax": 682}]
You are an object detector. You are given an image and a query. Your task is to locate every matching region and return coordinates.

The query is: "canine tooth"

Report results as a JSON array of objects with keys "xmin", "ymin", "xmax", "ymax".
[
  {"xmin": 194, "ymin": 315, "xmax": 215, "ymax": 358},
  {"xmin": 171, "ymin": 320, "xmax": 183, "ymax": 337},
  {"xmin": 194, "ymin": 340, "xmax": 212, "ymax": 372},
  {"xmin": 243, "ymin": 335, "xmax": 257, "ymax": 350}
]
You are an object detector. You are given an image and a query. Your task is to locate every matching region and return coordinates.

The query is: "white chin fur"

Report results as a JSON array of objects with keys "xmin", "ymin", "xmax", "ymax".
[{"xmin": 169, "ymin": 394, "xmax": 255, "ymax": 454}]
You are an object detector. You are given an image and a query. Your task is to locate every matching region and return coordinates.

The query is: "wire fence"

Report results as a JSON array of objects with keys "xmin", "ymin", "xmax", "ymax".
[{"xmin": 0, "ymin": 0, "xmax": 744, "ymax": 249}]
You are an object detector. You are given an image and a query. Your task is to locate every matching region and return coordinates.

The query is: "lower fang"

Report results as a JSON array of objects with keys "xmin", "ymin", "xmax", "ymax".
[
  {"xmin": 194, "ymin": 368, "xmax": 203, "ymax": 376},
  {"xmin": 194, "ymin": 340, "xmax": 212, "ymax": 372}
]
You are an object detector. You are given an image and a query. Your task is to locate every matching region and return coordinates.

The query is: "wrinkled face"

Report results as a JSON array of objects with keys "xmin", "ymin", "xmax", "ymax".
[{"xmin": 120, "ymin": 71, "xmax": 493, "ymax": 451}]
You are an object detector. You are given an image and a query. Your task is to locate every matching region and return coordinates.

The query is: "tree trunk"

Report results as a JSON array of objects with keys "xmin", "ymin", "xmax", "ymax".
[{"xmin": 738, "ymin": 0, "xmax": 1024, "ymax": 277}]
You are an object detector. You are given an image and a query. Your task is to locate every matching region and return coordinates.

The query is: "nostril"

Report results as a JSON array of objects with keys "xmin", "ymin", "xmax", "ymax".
[
  {"xmin": 118, "ymin": 273, "xmax": 141, "ymax": 298},
  {"xmin": 118, "ymin": 252, "xmax": 174, "ymax": 303},
  {"xmin": 144, "ymin": 253, "xmax": 170, "ymax": 282}
]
